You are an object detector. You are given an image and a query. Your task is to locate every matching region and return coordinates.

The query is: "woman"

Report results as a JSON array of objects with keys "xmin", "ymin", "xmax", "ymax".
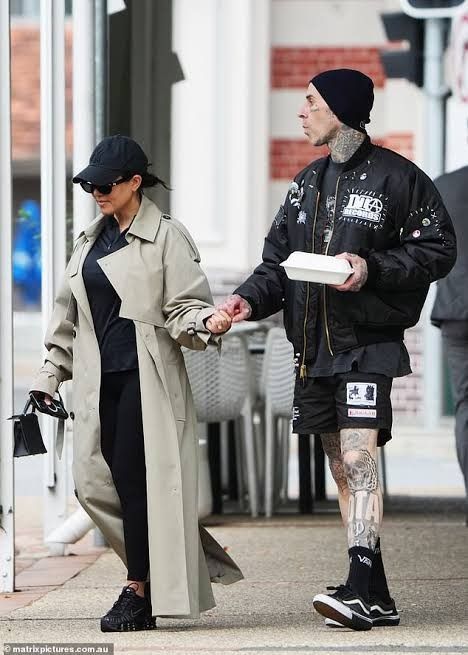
[{"xmin": 30, "ymin": 135, "xmax": 243, "ymax": 632}]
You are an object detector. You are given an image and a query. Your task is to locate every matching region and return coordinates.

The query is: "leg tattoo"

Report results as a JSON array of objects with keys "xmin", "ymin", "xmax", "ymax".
[
  {"xmin": 341, "ymin": 429, "xmax": 381, "ymax": 550},
  {"xmin": 321, "ymin": 432, "xmax": 349, "ymax": 524}
]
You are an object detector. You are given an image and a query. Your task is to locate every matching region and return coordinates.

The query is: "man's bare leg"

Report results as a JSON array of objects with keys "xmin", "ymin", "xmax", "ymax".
[
  {"xmin": 319, "ymin": 430, "xmax": 397, "ymax": 625},
  {"xmin": 341, "ymin": 428, "xmax": 381, "ymax": 550},
  {"xmin": 337, "ymin": 427, "xmax": 380, "ymax": 606},
  {"xmin": 320, "ymin": 432, "xmax": 349, "ymax": 523}
]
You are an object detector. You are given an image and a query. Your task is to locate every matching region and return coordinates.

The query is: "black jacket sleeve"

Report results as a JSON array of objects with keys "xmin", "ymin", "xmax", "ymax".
[
  {"xmin": 366, "ymin": 168, "xmax": 457, "ymax": 291},
  {"xmin": 234, "ymin": 203, "xmax": 291, "ymax": 320}
]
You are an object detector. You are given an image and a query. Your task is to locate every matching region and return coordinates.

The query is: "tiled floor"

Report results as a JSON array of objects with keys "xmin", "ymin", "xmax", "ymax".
[{"xmin": 1, "ymin": 503, "xmax": 104, "ymax": 616}]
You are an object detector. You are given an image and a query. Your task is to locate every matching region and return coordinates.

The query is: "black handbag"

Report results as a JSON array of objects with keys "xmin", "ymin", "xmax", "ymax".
[{"xmin": 8, "ymin": 398, "xmax": 47, "ymax": 457}]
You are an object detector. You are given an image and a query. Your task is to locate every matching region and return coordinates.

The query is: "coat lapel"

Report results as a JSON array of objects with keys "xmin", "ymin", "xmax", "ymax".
[
  {"xmin": 68, "ymin": 237, "xmax": 97, "ymax": 328},
  {"xmin": 70, "ymin": 195, "xmax": 163, "ymax": 325}
]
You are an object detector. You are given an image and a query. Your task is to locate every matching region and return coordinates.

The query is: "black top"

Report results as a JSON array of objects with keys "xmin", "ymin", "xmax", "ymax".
[
  {"xmin": 82, "ymin": 216, "xmax": 138, "ymax": 373},
  {"xmin": 431, "ymin": 165, "xmax": 468, "ymax": 325},
  {"xmin": 309, "ymin": 159, "xmax": 412, "ymax": 379},
  {"xmin": 315, "ymin": 158, "xmax": 345, "ymax": 255}
]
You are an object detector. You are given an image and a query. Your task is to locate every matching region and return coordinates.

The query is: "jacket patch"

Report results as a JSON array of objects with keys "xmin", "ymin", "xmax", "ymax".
[
  {"xmin": 346, "ymin": 382, "xmax": 377, "ymax": 406},
  {"xmin": 340, "ymin": 188, "xmax": 388, "ymax": 230},
  {"xmin": 297, "ymin": 210, "xmax": 307, "ymax": 224},
  {"xmin": 273, "ymin": 205, "xmax": 286, "ymax": 228},
  {"xmin": 288, "ymin": 180, "xmax": 304, "ymax": 208}
]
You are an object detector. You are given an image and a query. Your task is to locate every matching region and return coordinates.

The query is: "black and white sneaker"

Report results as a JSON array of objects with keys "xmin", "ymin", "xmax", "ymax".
[
  {"xmin": 313, "ymin": 585, "xmax": 373, "ymax": 631},
  {"xmin": 325, "ymin": 594, "xmax": 400, "ymax": 628},
  {"xmin": 101, "ymin": 584, "xmax": 157, "ymax": 632}
]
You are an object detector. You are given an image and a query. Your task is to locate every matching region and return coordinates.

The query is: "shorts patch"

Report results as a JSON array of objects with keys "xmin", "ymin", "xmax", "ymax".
[
  {"xmin": 346, "ymin": 382, "xmax": 377, "ymax": 406},
  {"xmin": 348, "ymin": 408, "xmax": 377, "ymax": 418}
]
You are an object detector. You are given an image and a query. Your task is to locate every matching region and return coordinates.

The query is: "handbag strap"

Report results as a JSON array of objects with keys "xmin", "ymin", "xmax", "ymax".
[
  {"xmin": 22, "ymin": 398, "xmax": 34, "ymax": 415},
  {"xmin": 56, "ymin": 418, "xmax": 65, "ymax": 459}
]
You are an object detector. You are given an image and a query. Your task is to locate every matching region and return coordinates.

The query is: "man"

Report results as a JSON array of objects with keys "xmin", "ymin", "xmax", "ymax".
[
  {"xmin": 431, "ymin": 165, "xmax": 468, "ymax": 525},
  {"xmin": 217, "ymin": 69, "xmax": 456, "ymax": 631}
]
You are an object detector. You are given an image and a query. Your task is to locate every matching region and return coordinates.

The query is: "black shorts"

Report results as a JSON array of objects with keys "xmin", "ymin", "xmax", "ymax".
[{"xmin": 292, "ymin": 372, "xmax": 393, "ymax": 447}]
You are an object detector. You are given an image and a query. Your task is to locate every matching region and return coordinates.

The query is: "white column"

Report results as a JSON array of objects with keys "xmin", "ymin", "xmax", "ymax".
[
  {"xmin": 72, "ymin": 0, "xmax": 96, "ymax": 237},
  {"xmin": 0, "ymin": 0, "xmax": 15, "ymax": 593},
  {"xmin": 248, "ymin": 0, "xmax": 271, "ymax": 268},
  {"xmin": 423, "ymin": 18, "xmax": 447, "ymax": 429},
  {"xmin": 40, "ymin": 0, "xmax": 68, "ymax": 548},
  {"xmin": 171, "ymin": 0, "xmax": 271, "ymax": 272},
  {"xmin": 172, "ymin": 0, "xmax": 222, "ymax": 245}
]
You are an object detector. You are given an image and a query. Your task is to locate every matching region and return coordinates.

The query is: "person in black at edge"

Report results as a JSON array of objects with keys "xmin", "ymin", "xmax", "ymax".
[
  {"xmin": 217, "ymin": 69, "xmax": 456, "ymax": 631},
  {"xmin": 431, "ymin": 165, "xmax": 468, "ymax": 525}
]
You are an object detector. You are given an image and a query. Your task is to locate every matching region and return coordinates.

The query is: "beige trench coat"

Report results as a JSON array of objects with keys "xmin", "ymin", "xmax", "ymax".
[{"xmin": 31, "ymin": 194, "xmax": 243, "ymax": 618}]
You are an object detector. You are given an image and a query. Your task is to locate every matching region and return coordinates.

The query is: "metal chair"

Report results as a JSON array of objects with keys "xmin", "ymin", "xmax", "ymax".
[
  {"xmin": 260, "ymin": 327, "xmax": 295, "ymax": 517},
  {"xmin": 183, "ymin": 336, "xmax": 259, "ymax": 516}
]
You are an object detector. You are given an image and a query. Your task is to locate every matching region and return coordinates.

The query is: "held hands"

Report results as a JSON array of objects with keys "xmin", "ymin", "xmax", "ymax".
[
  {"xmin": 330, "ymin": 252, "xmax": 368, "ymax": 292},
  {"xmin": 205, "ymin": 309, "xmax": 233, "ymax": 335},
  {"xmin": 216, "ymin": 294, "xmax": 252, "ymax": 324}
]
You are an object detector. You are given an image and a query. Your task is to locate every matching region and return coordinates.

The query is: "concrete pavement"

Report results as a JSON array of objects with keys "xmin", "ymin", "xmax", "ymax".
[{"xmin": 1, "ymin": 499, "xmax": 467, "ymax": 655}]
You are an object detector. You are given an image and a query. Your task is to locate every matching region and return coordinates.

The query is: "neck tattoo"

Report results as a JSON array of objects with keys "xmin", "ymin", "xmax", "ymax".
[{"xmin": 328, "ymin": 125, "xmax": 365, "ymax": 163}]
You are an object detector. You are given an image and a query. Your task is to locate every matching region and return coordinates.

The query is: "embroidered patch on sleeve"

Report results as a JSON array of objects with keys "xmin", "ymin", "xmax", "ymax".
[
  {"xmin": 348, "ymin": 408, "xmax": 377, "ymax": 418},
  {"xmin": 273, "ymin": 205, "xmax": 286, "ymax": 228},
  {"xmin": 346, "ymin": 382, "xmax": 377, "ymax": 406}
]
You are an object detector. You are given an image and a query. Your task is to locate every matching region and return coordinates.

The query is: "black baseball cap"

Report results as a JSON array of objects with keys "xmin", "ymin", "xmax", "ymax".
[{"xmin": 72, "ymin": 134, "xmax": 149, "ymax": 185}]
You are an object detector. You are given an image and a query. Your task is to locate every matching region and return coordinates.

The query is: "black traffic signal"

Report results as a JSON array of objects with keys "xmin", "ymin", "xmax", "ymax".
[
  {"xmin": 379, "ymin": 12, "xmax": 424, "ymax": 88},
  {"xmin": 402, "ymin": 0, "xmax": 465, "ymax": 17}
]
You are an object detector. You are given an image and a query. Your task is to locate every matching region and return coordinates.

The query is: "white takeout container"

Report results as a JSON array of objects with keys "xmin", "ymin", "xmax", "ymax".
[{"xmin": 280, "ymin": 251, "xmax": 353, "ymax": 285}]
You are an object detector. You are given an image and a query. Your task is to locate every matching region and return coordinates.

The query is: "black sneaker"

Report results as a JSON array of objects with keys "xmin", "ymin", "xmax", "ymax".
[
  {"xmin": 369, "ymin": 596, "xmax": 400, "ymax": 626},
  {"xmin": 313, "ymin": 585, "xmax": 372, "ymax": 631},
  {"xmin": 100, "ymin": 584, "xmax": 157, "ymax": 632},
  {"xmin": 325, "ymin": 594, "xmax": 400, "ymax": 627}
]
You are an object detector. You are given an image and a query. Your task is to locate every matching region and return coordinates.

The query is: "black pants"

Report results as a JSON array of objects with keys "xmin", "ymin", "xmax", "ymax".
[
  {"xmin": 441, "ymin": 321, "xmax": 468, "ymax": 504},
  {"xmin": 99, "ymin": 369, "xmax": 149, "ymax": 581}
]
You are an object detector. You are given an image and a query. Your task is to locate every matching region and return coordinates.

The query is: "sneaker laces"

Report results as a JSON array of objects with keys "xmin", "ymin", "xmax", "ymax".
[{"xmin": 107, "ymin": 587, "xmax": 141, "ymax": 617}]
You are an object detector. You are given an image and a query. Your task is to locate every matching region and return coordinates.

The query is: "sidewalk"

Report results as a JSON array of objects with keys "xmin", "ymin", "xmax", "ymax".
[{"xmin": 1, "ymin": 498, "xmax": 467, "ymax": 655}]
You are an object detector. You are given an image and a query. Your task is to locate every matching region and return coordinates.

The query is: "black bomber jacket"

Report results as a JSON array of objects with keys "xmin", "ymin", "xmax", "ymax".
[{"xmin": 235, "ymin": 137, "xmax": 456, "ymax": 378}]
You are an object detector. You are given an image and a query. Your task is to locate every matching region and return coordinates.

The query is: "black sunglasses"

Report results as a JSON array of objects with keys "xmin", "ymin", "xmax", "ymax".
[{"xmin": 80, "ymin": 175, "xmax": 132, "ymax": 195}]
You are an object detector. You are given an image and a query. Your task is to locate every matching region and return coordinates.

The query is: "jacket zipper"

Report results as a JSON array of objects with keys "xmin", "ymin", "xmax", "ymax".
[
  {"xmin": 322, "ymin": 175, "xmax": 342, "ymax": 356},
  {"xmin": 299, "ymin": 192, "xmax": 320, "ymax": 381}
]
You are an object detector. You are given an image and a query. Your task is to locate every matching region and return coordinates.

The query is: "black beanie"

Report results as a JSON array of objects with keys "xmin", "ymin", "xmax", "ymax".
[{"xmin": 310, "ymin": 68, "xmax": 374, "ymax": 133}]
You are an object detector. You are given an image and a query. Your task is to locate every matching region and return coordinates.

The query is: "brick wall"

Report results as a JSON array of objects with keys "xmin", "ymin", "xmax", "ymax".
[
  {"xmin": 11, "ymin": 24, "xmax": 73, "ymax": 161},
  {"xmin": 392, "ymin": 326, "xmax": 423, "ymax": 418},
  {"xmin": 272, "ymin": 47, "xmax": 386, "ymax": 89},
  {"xmin": 271, "ymin": 134, "xmax": 414, "ymax": 180}
]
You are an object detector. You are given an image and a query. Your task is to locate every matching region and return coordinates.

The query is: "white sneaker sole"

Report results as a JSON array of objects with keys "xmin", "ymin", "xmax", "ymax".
[{"xmin": 313, "ymin": 593, "xmax": 372, "ymax": 631}]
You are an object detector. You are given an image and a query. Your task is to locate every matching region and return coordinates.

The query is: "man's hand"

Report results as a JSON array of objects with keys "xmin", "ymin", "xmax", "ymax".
[
  {"xmin": 330, "ymin": 252, "xmax": 368, "ymax": 292},
  {"xmin": 216, "ymin": 294, "xmax": 252, "ymax": 323},
  {"xmin": 205, "ymin": 309, "xmax": 232, "ymax": 335}
]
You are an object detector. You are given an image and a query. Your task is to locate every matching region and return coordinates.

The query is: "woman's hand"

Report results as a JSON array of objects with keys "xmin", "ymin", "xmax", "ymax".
[
  {"xmin": 216, "ymin": 294, "xmax": 252, "ymax": 323},
  {"xmin": 30, "ymin": 391, "xmax": 53, "ymax": 406},
  {"xmin": 205, "ymin": 309, "xmax": 233, "ymax": 335}
]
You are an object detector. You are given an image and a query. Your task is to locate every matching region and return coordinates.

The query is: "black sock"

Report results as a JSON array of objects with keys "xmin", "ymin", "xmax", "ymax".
[
  {"xmin": 347, "ymin": 546, "xmax": 374, "ymax": 602},
  {"xmin": 368, "ymin": 538, "xmax": 391, "ymax": 603}
]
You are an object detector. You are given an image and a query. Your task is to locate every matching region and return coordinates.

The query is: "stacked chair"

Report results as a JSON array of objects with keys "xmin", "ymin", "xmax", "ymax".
[
  {"xmin": 258, "ymin": 327, "xmax": 295, "ymax": 517},
  {"xmin": 183, "ymin": 336, "xmax": 259, "ymax": 516}
]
